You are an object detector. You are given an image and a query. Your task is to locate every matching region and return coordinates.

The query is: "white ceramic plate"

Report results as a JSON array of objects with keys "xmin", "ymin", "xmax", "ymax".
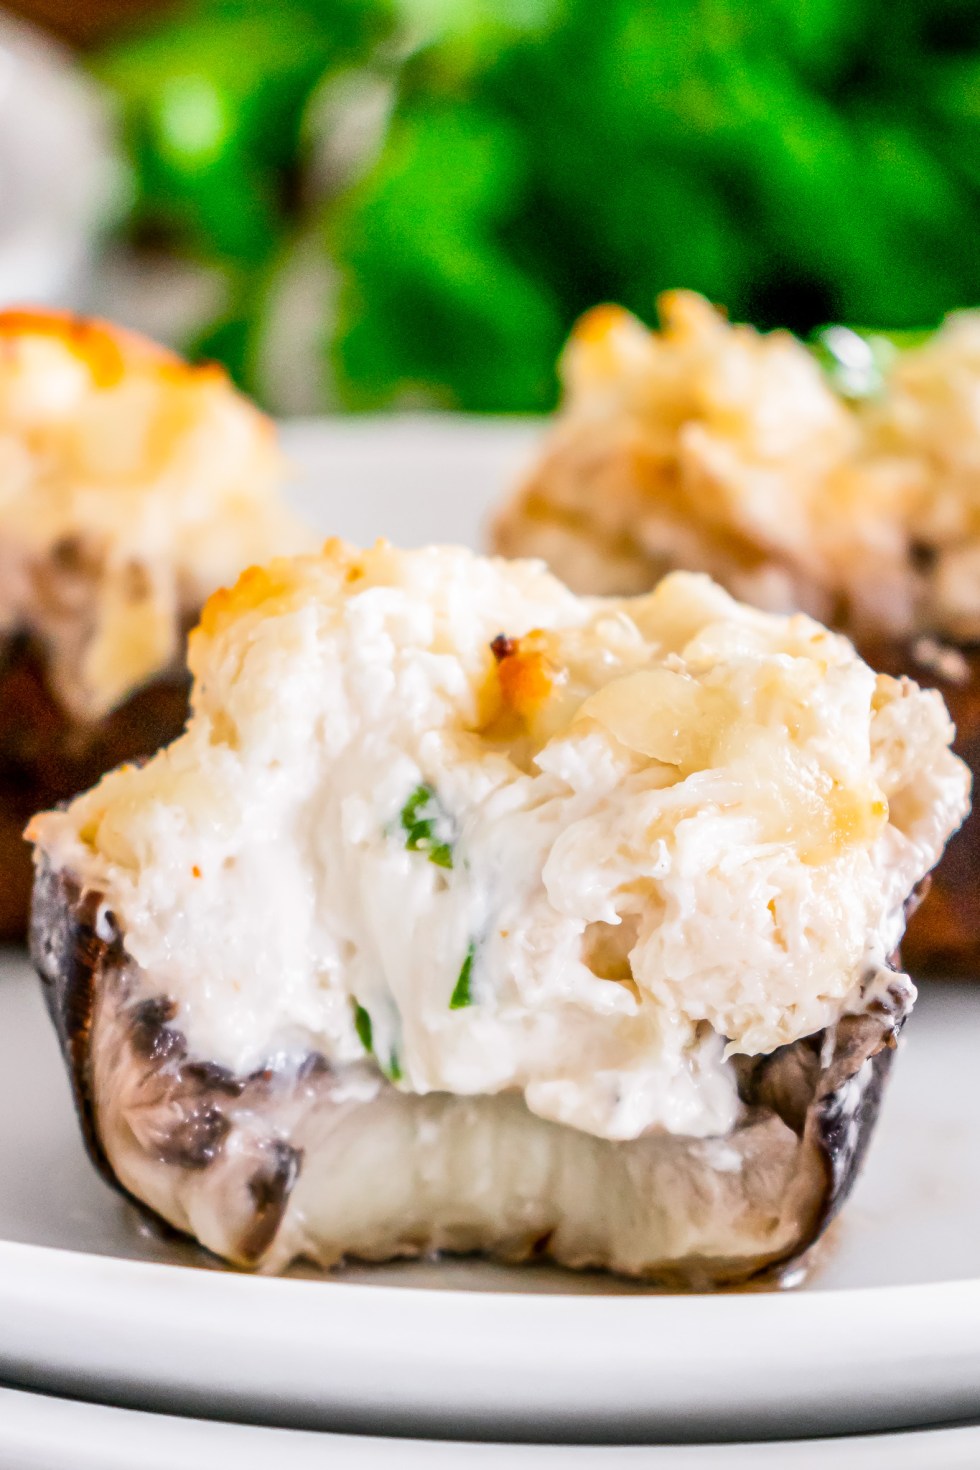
[
  {"xmin": 2, "ymin": 420, "xmax": 980, "ymax": 1444},
  {"xmin": 0, "ymin": 15, "xmax": 115, "ymax": 307},
  {"xmin": 3, "ymin": 1387, "xmax": 980, "ymax": 1470}
]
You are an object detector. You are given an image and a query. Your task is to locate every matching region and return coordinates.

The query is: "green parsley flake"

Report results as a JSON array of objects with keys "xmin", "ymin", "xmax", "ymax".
[
  {"xmin": 386, "ymin": 1050, "xmax": 404, "ymax": 1084},
  {"xmin": 450, "ymin": 944, "xmax": 475, "ymax": 1010},
  {"xmin": 353, "ymin": 1000, "xmax": 404, "ymax": 1082},
  {"xmin": 400, "ymin": 783, "xmax": 453, "ymax": 869},
  {"xmin": 353, "ymin": 1002, "xmax": 373, "ymax": 1054}
]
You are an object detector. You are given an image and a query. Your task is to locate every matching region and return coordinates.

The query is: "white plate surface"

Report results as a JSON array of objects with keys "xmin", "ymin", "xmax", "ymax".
[
  {"xmin": 3, "ymin": 1387, "xmax": 980, "ymax": 1470},
  {"xmin": 2, "ymin": 420, "xmax": 980, "ymax": 1443}
]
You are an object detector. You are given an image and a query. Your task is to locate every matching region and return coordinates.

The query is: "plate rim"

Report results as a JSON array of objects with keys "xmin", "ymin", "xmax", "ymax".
[
  {"xmin": 3, "ymin": 1234, "xmax": 980, "ymax": 1442},
  {"xmin": 3, "ymin": 1382, "xmax": 980, "ymax": 1470}
]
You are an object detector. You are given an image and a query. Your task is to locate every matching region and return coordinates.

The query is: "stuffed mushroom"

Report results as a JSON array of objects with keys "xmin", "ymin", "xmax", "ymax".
[
  {"xmin": 495, "ymin": 292, "xmax": 980, "ymax": 972},
  {"xmin": 0, "ymin": 310, "xmax": 306, "ymax": 937},
  {"xmin": 30, "ymin": 543, "xmax": 968, "ymax": 1284}
]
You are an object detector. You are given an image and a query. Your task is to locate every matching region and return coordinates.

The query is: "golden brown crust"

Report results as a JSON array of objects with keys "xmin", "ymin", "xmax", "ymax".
[{"xmin": 0, "ymin": 308, "xmax": 215, "ymax": 388}]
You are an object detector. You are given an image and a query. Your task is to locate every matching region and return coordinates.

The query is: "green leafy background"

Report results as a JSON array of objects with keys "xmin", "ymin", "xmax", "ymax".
[{"xmin": 96, "ymin": 0, "xmax": 980, "ymax": 410}]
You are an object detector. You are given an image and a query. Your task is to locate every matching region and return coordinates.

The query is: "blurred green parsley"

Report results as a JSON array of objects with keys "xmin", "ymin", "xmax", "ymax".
[{"xmin": 94, "ymin": 0, "xmax": 980, "ymax": 411}]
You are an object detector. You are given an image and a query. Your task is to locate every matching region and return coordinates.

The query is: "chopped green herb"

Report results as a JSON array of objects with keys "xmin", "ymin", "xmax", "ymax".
[
  {"xmin": 353, "ymin": 1000, "xmax": 404, "ymax": 1081},
  {"xmin": 400, "ymin": 785, "xmax": 430, "ymax": 827},
  {"xmin": 450, "ymin": 944, "xmax": 475, "ymax": 1010},
  {"xmin": 400, "ymin": 783, "xmax": 453, "ymax": 869},
  {"xmin": 352, "ymin": 1002, "xmax": 373, "ymax": 1054},
  {"xmin": 385, "ymin": 1050, "xmax": 404, "ymax": 1084}
]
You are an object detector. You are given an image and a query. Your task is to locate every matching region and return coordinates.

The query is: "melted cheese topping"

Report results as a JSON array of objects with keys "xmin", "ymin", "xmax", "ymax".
[
  {"xmin": 0, "ymin": 311, "xmax": 307, "ymax": 719},
  {"xmin": 496, "ymin": 291, "xmax": 980, "ymax": 641},
  {"xmin": 30, "ymin": 543, "xmax": 969, "ymax": 1142}
]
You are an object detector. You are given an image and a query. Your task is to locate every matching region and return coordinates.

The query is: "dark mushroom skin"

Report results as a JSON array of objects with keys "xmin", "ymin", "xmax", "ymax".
[
  {"xmin": 0, "ymin": 637, "xmax": 189, "ymax": 941},
  {"xmin": 858, "ymin": 637, "xmax": 980, "ymax": 976},
  {"xmin": 31, "ymin": 857, "xmax": 911, "ymax": 1287}
]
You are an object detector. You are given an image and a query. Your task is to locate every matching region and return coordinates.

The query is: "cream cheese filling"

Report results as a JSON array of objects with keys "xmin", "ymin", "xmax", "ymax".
[{"xmin": 30, "ymin": 544, "xmax": 970, "ymax": 1144}]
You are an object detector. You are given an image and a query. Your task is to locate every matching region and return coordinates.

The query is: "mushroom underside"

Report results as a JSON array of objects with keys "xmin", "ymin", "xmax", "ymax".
[{"xmin": 31, "ymin": 859, "xmax": 908, "ymax": 1288}]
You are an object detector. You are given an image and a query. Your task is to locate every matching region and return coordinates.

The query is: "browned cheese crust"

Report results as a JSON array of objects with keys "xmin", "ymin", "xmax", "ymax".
[{"xmin": 31, "ymin": 858, "xmax": 910, "ymax": 1287}]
